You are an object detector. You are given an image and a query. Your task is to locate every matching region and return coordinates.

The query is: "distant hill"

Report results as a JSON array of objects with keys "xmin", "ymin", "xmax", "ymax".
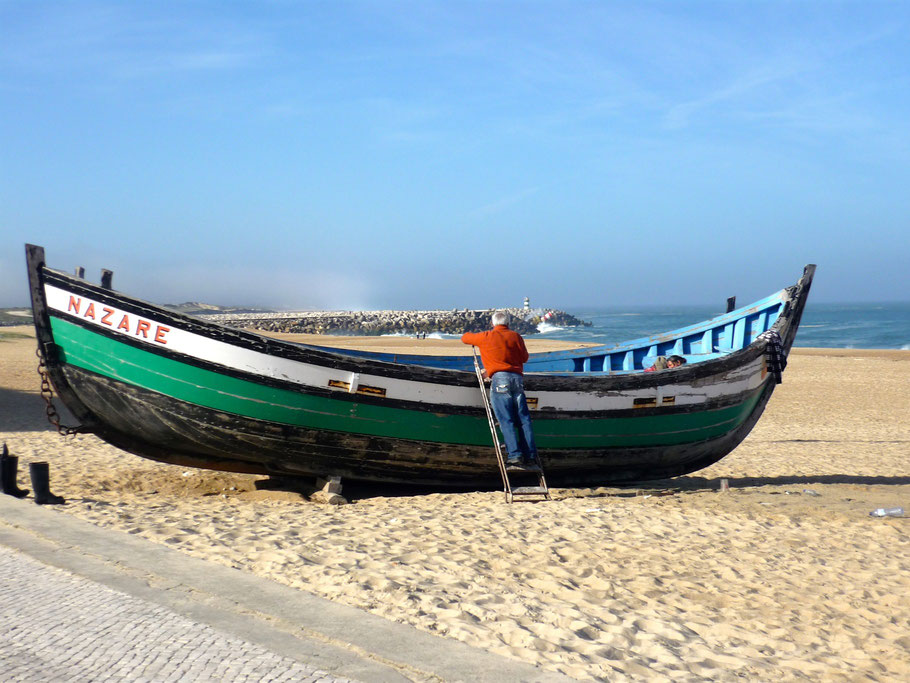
[
  {"xmin": 0, "ymin": 308, "xmax": 33, "ymax": 326},
  {"xmin": 163, "ymin": 302, "xmax": 276, "ymax": 316}
]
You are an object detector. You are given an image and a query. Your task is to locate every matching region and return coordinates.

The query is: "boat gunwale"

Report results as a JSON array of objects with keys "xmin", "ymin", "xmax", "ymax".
[
  {"xmin": 47, "ymin": 313, "xmax": 769, "ymax": 421},
  {"xmin": 35, "ymin": 264, "xmax": 796, "ymax": 395},
  {"xmin": 304, "ymin": 288, "xmax": 792, "ymax": 366}
]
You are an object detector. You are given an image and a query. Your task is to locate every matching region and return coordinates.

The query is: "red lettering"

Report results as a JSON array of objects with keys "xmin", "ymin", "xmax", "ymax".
[
  {"xmin": 136, "ymin": 320, "xmax": 151, "ymax": 338},
  {"xmin": 84, "ymin": 303, "xmax": 96, "ymax": 320},
  {"xmin": 101, "ymin": 307, "xmax": 115, "ymax": 326},
  {"xmin": 154, "ymin": 326, "xmax": 170, "ymax": 344},
  {"xmin": 67, "ymin": 296, "xmax": 81, "ymax": 314},
  {"xmin": 117, "ymin": 314, "xmax": 130, "ymax": 331}
]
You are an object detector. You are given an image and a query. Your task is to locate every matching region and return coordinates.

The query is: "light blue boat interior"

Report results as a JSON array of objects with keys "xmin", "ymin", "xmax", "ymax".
[{"xmin": 299, "ymin": 289, "xmax": 788, "ymax": 375}]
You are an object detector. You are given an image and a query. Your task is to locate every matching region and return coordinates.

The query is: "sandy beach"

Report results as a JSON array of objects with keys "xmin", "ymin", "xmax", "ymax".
[{"xmin": 2, "ymin": 324, "xmax": 908, "ymax": 681}]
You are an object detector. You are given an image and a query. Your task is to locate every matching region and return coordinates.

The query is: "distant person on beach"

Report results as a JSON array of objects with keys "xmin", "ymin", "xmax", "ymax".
[
  {"xmin": 461, "ymin": 312, "xmax": 538, "ymax": 470},
  {"xmin": 645, "ymin": 355, "xmax": 687, "ymax": 372}
]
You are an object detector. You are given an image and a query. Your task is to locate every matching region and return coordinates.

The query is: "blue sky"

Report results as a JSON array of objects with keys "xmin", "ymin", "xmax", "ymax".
[{"xmin": 2, "ymin": 1, "xmax": 908, "ymax": 310}]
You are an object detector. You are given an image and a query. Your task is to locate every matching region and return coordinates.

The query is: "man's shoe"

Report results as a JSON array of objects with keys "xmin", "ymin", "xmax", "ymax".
[
  {"xmin": 505, "ymin": 458, "xmax": 527, "ymax": 471},
  {"xmin": 522, "ymin": 457, "xmax": 541, "ymax": 472}
]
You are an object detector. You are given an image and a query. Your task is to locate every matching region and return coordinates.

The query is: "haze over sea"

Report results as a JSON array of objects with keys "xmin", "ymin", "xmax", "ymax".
[{"xmin": 540, "ymin": 302, "xmax": 910, "ymax": 351}]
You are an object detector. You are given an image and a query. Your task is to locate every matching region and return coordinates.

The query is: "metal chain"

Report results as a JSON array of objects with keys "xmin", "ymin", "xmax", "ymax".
[{"xmin": 35, "ymin": 346, "xmax": 81, "ymax": 436}]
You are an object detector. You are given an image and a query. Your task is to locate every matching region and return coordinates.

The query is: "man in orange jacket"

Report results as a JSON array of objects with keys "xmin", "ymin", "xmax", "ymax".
[{"xmin": 461, "ymin": 311, "xmax": 538, "ymax": 470}]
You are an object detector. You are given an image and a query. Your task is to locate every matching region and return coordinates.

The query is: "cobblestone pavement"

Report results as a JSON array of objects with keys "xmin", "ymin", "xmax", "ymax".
[
  {"xmin": 0, "ymin": 546, "xmax": 353, "ymax": 682},
  {"xmin": 0, "ymin": 494, "xmax": 569, "ymax": 682}
]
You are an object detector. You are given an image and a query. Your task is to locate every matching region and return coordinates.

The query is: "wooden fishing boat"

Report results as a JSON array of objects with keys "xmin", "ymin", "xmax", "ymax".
[{"xmin": 26, "ymin": 244, "xmax": 815, "ymax": 487}]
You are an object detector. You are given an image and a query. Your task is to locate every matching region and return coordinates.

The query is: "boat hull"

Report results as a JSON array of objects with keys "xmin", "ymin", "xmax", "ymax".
[{"xmin": 26, "ymin": 245, "xmax": 814, "ymax": 487}]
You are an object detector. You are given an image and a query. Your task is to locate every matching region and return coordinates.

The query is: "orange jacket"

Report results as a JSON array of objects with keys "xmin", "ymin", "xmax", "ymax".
[{"xmin": 461, "ymin": 325, "xmax": 529, "ymax": 376}]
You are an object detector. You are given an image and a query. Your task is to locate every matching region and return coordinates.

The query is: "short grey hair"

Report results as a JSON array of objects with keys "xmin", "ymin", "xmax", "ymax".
[{"xmin": 492, "ymin": 311, "xmax": 510, "ymax": 326}]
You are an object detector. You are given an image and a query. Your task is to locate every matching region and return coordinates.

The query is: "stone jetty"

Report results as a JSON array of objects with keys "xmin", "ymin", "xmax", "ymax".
[{"xmin": 203, "ymin": 308, "xmax": 591, "ymax": 336}]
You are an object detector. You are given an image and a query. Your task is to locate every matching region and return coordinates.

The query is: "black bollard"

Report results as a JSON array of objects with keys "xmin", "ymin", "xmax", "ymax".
[
  {"xmin": 1, "ymin": 443, "xmax": 30, "ymax": 498},
  {"xmin": 29, "ymin": 462, "xmax": 65, "ymax": 505}
]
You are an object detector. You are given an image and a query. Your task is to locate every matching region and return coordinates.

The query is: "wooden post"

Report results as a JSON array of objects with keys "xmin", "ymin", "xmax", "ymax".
[
  {"xmin": 101, "ymin": 269, "xmax": 113, "ymax": 289},
  {"xmin": 726, "ymin": 296, "xmax": 736, "ymax": 313},
  {"xmin": 75, "ymin": 267, "xmax": 85, "ymax": 278}
]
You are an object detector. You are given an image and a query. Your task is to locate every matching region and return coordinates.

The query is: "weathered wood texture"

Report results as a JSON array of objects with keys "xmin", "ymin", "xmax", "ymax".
[{"xmin": 61, "ymin": 366, "xmax": 776, "ymax": 486}]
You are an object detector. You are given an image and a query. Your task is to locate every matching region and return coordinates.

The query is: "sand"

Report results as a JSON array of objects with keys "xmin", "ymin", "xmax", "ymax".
[{"xmin": 2, "ymin": 325, "xmax": 908, "ymax": 681}]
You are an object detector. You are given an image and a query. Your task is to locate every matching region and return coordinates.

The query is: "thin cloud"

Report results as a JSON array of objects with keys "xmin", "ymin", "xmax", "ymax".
[
  {"xmin": 664, "ymin": 60, "xmax": 813, "ymax": 130},
  {"xmin": 1, "ymin": 4, "xmax": 263, "ymax": 82},
  {"xmin": 662, "ymin": 24, "xmax": 903, "ymax": 130},
  {"xmin": 469, "ymin": 187, "xmax": 540, "ymax": 218},
  {"xmin": 112, "ymin": 49, "xmax": 260, "ymax": 80}
]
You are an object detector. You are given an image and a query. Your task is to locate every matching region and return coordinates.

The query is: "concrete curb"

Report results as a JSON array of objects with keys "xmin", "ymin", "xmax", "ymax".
[{"xmin": 0, "ymin": 494, "xmax": 571, "ymax": 682}]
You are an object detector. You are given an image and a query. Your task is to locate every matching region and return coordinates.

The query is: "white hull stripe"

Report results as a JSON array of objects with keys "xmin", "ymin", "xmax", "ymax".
[{"xmin": 45, "ymin": 284, "xmax": 765, "ymax": 411}]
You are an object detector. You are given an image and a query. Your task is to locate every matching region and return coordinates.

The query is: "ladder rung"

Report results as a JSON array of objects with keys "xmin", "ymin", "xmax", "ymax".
[{"xmin": 511, "ymin": 486, "xmax": 549, "ymax": 496}]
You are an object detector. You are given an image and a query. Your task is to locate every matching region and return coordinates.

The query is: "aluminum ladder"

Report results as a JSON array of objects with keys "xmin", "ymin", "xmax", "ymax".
[{"xmin": 471, "ymin": 348, "xmax": 550, "ymax": 503}]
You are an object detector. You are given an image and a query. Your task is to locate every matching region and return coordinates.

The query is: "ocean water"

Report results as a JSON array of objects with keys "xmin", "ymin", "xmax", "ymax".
[{"xmin": 536, "ymin": 302, "xmax": 910, "ymax": 350}]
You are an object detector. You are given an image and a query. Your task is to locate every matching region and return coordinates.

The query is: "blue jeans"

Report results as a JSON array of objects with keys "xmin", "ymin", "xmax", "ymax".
[{"xmin": 489, "ymin": 372, "xmax": 537, "ymax": 462}]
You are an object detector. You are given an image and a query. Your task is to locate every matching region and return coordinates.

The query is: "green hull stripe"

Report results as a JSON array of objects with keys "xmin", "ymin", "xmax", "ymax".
[{"xmin": 51, "ymin": 318, "xmax": 761, "ymax": 449}]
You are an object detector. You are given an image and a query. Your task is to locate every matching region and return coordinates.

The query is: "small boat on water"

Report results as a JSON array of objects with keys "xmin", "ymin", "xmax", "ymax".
[{"xmin": 26, "ymin": 244, "xmax": 815, "ymax": 487}]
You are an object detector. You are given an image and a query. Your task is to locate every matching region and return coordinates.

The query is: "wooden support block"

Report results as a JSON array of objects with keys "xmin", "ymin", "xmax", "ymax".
[{"xmin": 317, "ymin": 475, "xmax": 343, "ymax": 494}]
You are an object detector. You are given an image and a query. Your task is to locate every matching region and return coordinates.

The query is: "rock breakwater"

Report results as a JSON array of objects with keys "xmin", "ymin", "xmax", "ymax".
[{"xmin": 204, "ymin": 308, "xmax": 590, "ymax": 336}]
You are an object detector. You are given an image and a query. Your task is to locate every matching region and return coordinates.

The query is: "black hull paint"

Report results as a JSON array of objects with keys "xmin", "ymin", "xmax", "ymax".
[{"xmin": 64, "ymin": 364, "xmax": 773, "ymax": 487}]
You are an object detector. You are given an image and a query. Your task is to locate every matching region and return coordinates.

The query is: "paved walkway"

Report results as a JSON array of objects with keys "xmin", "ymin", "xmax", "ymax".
[
  {"xmin": 1, "ymin": 547, "xmax": 345, "ymax": 682},
  {"xmin": 0, "ymin": 494, "xmax": 570, "ymax": 682}
]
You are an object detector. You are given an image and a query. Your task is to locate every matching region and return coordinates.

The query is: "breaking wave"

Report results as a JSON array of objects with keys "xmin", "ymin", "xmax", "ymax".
[{"xmin": 537, "ymin": 322, "xmax": 566, "ymax": 334}]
